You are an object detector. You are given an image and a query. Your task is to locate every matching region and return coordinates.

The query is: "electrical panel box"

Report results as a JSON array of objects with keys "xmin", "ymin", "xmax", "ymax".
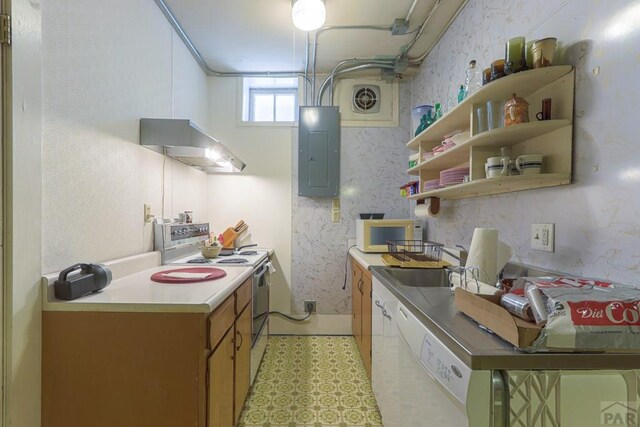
[{"xmin": 298, "ymin": 106, "xmax": 340, "ymax": 197}]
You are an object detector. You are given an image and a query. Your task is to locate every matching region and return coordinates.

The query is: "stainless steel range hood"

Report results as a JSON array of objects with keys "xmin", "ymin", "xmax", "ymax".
[{"xmin": 140, "ymin": 118, "xmax": 246, "ymax": 173}]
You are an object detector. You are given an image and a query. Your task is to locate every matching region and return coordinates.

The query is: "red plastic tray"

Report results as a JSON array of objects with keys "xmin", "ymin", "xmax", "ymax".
[{"xmin": 150, "ymin": 267, "xmax": 227, "ymax": 284}]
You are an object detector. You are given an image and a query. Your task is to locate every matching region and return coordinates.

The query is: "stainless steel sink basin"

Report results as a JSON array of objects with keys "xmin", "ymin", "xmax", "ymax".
[{"xmin": 380, "ymin": 267, "xmax": 449, "ymax": 288}]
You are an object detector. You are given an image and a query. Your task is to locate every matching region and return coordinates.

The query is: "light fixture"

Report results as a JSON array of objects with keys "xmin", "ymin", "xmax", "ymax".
[{"xmin": 292, "ymin": 0, "xmax": 326, "ymax": 32}]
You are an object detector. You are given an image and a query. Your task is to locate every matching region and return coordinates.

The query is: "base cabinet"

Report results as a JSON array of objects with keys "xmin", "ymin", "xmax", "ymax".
[
  {"xmin": 209, "ymin": 327, "xmax": 235, "ymax": 427},
  {"xmin": 351, "ymin": 256, "xmax": 372, "ymax": 377},
  {"xmin": 234, "ymin": 305, "xmax": 252, "ymax": 423},
  {"xmin": 208, "ymin": 289, "xmax": 252, "ymax": 427},
  {"xmin": 43, "ymin": 277, "xmax": 253, "ymax": 427}
]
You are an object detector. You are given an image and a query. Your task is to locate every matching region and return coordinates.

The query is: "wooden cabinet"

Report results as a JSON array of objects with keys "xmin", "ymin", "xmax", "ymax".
[
  {"xmin": 208, "ymin": 277, "xmax": 253, "ymax": 427},
  {"xmin": 351, "ymin": 256, "xmax": 372, "ymax": 378},
  {"xmin": 209, "ymin": 327, "xmax": 235, "ymax": 427},
  {"xmin": 234, "ymin": 304, "xmax": 252, "ymax": 423},
  {"xmin": 351, "ymin": 257, "xmax": 362, "ymax": 342},
  {"xmin": 405, "ymin": 66, "xmax": 575, "ymax": 201},
  {"xmin": 43, "ymin": 276, "xmax": 253, "ymax": 427}
]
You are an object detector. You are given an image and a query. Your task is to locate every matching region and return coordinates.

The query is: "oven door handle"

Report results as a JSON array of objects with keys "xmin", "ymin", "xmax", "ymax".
[{"xmin": 254, "ymin": 263, "xmax": 269, "ymax": 283}]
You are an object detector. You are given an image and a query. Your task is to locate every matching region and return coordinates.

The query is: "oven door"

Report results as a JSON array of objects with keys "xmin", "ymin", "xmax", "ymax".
[{"xmin": 252, "ymin": 261, "xmax": 269, "ymax": 346}]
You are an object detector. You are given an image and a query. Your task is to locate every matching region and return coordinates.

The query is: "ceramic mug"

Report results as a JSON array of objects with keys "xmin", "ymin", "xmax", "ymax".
[
  {"xmin": 515, "ymin": 154, "xmax": 543, "ymax": 175},
  {"xmin": 485, "ymin": 156, "xmax": 510, "ymax": 178}
]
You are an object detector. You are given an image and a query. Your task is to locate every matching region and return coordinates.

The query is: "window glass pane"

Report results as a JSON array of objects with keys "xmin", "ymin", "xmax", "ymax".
[
  {"xmin": 275, "ymin": 94, "xmax": 296, "ymax": 122},
  {"xmin": 253, "ymin": 94, "xmax": 274, "ymax": 121}
]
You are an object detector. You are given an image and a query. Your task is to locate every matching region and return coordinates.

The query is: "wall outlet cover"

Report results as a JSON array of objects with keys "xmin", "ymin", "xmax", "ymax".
[{"xmin": 531, "ymin": 223, "xmax": 555, "ymax": 252}]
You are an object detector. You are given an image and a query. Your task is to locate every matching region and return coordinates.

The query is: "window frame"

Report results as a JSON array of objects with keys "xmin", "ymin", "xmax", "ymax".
[
  {"xmin": 248, "ymin": 87, "xmax": 299, "ymax": 122},
  {"xmin": 237, "ymin": 77, "xmax": 301, "ymax": 127}
]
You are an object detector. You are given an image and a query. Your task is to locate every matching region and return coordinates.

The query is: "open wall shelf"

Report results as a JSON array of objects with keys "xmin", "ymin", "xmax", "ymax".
[{"xmin": 404, "ymin": 66, "xmax": 575, "ymax": 201}]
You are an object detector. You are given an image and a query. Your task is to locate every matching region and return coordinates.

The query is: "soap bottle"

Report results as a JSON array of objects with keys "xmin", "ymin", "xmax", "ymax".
[
  {"xmin": 414, "ymin": 114, "xmax": 428, "ymax": 136},
  {"xmin": 464, "ymin": 60, "xmax": 481, "ymax": 98},
  {"xmin": 457, "ymin": 85, "xmax": 465, "ymax": 103},
  {"xmin": 434, "ymin": 103, "xmax": 443, "ymax": 120}
]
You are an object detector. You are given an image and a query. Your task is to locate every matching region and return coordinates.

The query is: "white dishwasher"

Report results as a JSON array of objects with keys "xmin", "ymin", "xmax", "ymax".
[{"xmin": 396, "ymin": 301, "xmax": 471, "ymax": 426}]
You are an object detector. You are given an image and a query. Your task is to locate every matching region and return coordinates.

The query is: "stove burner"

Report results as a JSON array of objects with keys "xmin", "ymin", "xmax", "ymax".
[
  {"xmin": 217, "ymin": 258, "xmax": 249, "ymax": 264},
  {"xmin": 238, "ymin": 251, "xmax": 258, "ymax": 256},
  {"xmin": 186, "ymin": 257, "xmax": 212, "ymax": 264}
]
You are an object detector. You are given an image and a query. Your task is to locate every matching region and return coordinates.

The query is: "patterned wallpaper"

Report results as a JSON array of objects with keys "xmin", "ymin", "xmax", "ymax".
[
  {"xmin": 291, "ymin": 83, "xmax": 412, "ymax": 314},
  {"xmin": 412, "ymin": 0, "xmax": 640, "ymax": 284},
  {"xmin": 290, "ymin": 0, "xmax": 640, "ymax": 314}
]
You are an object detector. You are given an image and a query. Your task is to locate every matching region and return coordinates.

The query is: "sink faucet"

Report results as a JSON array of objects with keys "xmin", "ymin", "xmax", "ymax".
[{"xmin": 440, "ymin": 244, "xmax": 468, "ymax": 267}]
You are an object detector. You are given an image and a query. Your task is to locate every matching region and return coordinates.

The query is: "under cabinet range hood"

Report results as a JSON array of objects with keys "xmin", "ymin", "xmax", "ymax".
[{"xmin": 140, "ymin": 118, "xmax": 246, "ymax": 173}]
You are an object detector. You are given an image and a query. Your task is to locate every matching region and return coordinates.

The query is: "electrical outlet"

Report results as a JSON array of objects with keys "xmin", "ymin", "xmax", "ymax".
[
  {"xmin": 144, "ymin": 204, "xmax": 153, "ymax": 223},
  {"xmin": 304, "ymin": 300, "xmax": 316, "ymax": 313},
  {"xmin": 531, "ymin": 223, "xmax": 555, "ymax": 252},
  {"xmin": 331, "ymin": 197, "xmax": 340, "ymax": 223}
]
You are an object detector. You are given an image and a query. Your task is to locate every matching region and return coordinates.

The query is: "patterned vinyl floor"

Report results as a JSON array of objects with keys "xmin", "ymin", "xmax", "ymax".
[{"xmin": 238, "ymin": 336, "xmax": 384, "ymax": 427}]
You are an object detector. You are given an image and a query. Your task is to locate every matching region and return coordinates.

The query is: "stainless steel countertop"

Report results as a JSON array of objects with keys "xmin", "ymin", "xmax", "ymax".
[{"xmin": 370, "ymin": 265, "xmax": 640, "ymax": 370}]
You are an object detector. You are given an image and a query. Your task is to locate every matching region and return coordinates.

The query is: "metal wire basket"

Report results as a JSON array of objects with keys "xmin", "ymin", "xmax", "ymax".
[{"xmin": 386, "ymin": 240, "xmax": 444, "ymax": 262}]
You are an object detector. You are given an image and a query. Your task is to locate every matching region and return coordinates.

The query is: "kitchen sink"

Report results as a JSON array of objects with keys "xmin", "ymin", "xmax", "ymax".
[{"xmin": 380, "ymin": 267, "xmax": 449, "ymax": 288}]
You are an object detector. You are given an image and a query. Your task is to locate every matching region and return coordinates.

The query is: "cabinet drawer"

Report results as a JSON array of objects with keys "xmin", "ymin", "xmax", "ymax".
[
  {"xmin": 235, "ymin": 277, "xmax": 252, "ymax": 314},
  {"xmin": 209, "ymin": 295, "xmax": 235, "ymax": 350}
]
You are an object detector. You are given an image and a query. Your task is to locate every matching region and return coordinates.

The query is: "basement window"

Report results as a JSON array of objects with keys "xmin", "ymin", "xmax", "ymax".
[{"xmin": 241, "ymin": 77, "xmax": 299, "ymax": 124}]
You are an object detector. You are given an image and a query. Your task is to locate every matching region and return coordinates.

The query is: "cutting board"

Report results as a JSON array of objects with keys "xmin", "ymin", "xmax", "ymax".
[
  {"xmin": 381, "ymin": 254, "xmax": 451, "ymax": 269},
  {"xmin": 151, "ymin": 267, "xmax": 227, "ymax": 284}
]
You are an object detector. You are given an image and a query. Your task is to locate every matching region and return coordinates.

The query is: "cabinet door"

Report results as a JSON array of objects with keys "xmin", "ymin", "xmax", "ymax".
[
  {"xmin": 234, "ymin": 304, "xmax": 252, "ymax": 424},
  {"xmin": 371, "ymin": 288, "xmax": 384, "ymax": 389},
  {"xmin": 360, "ymin": 272, "xmax": 372, "ymax": 379},
  {"xmin": 208, "ymin": 327, "xmax": 235, "ymax": 427},
  {"xmin": 372, "ymin": 278, "xmax": 401, "ymax": 427},
  {"xmin": 351, "ymin": 258, "xmax": 362, "ymax": 342}
]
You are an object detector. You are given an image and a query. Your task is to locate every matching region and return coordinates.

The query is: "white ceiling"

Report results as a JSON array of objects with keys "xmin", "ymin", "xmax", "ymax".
[{"xmin": 161, "ymin": 0, "xmax": 467, "ymax": 74}]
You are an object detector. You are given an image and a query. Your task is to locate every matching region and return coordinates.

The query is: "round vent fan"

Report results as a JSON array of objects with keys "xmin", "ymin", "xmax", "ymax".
[{"xmin": 352, "ymin": 85, "xmax": 381, "ymax": 114}]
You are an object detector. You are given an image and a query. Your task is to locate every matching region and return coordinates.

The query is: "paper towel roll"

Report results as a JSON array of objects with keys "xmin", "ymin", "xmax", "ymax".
[
  {"xmin": 496, "ymin": 240, "xmax": 513, "ymax": 273},
  {"xmin": 466, "ymin": 228, "xmax": 498, "ymax": 284},
  {"xmin": 414, "ymin": 201, "xmax": 440, "ymax": 218}
]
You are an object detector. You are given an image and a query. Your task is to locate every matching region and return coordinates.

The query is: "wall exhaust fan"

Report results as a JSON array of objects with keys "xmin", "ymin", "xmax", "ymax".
[{"xmin": 352, "ymin": 85, "xmax": 381, "ymax": 114}]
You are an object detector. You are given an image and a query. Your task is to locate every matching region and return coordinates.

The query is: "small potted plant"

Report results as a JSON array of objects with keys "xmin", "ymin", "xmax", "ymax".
[{"xmin": 201, "ymin": 235, "xmax": 222, "ymax": 259}]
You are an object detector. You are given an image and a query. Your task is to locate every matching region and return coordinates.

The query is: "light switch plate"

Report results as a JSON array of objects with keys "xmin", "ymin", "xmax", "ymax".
[
  {"xmin": 531, "ymin": 223, "xmax": 554, "ymax": 252},
  {"xmin": 144, "ymin": 203, "xmax": 153, "ymax": 223},
  {"xmin": 331, "ymin": 197, "xmax": 340, "ymax": 223}
]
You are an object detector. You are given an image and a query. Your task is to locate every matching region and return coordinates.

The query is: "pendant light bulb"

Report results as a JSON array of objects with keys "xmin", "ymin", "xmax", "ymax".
[{"xmin": 292, "ymin": 0, "xmax": 326, "ymax": 32}]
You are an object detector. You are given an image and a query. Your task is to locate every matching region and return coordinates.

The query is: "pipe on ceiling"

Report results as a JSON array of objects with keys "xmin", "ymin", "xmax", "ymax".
[
  {"xmin": 316, "ymin": 59, "xmax": 396, "ymax": 106},
  {"xmin": 395, "ymin": 0, "xmax": 442, "ymax": 62},
  {"xmin": 407, "ymin": 0, "xmax": 469, "ymax": 62},
  {"xmin": 154, "ymin": 0, "xmax": 311, "ymax": 83},
  {"xmin": 405, "ymin": 0, "xmax": 420, "ymax": 22},
  {"xmin": 310, "ymin": 25, "xmax": 392, "ymax": 101}
]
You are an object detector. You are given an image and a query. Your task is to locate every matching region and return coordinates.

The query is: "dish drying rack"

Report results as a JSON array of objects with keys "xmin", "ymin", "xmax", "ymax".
[{"xmin": 382, "ymin": 240, "xmax": 450, "ymax": 269}]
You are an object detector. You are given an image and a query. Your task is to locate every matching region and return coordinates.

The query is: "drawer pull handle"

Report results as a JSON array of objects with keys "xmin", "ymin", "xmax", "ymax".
[
  {"xmin": 399, "ymin": 307, "xmax": 408, "ymax": 319},
  {"xmin": 236, "ymin": 330, "xmax": 243, "ymax": 350}
]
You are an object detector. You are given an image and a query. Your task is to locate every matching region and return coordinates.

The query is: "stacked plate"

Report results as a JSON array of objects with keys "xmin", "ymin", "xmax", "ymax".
[
  {"xmin": 439, "ymin": 166, "xmax": 469, "ymax": 187},
  {"xmin": 423, "ymin": 179, "xmax": 441, "ymax": 191}
]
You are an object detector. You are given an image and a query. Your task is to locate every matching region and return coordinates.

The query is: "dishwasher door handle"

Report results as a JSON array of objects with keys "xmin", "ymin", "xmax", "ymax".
[{"xmin": 491, "ymin": 370, "xmax": 509, "ymax": 427}]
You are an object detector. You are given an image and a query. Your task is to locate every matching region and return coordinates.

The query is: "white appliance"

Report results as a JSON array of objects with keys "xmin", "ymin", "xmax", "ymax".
[
  {"xmin": 154, "ymin": 221, "xmax": 270, "ymax": 384},
  {"xmin": 396, "ymin": 300, "xmax": 470, "ymax": 426},
  {"xmin": 356, "ymin": 219, "xmax": 422, "ymax": 253},
  {"xmin": 371, "ymin": 279, "xmax": 401, "ymax": 426}
]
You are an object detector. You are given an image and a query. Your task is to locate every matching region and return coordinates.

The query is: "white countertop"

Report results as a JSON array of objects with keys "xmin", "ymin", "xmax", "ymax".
[
  {"xmin": 348, "ymin": 247, "xmax": 387, "ymax": 270},
  {"xmin": 42, "ymin": 252, "xmax": 254, "ymax": 313},
  {"xmin": 348, "ymin": 246, "xmax": 463, "ymax": 270}
]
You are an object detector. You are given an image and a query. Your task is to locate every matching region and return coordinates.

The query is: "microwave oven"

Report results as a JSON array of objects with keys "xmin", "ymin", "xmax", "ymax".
[{"xmin": 356, "ymin": 219, "xmax": 422, "ymax": 253}]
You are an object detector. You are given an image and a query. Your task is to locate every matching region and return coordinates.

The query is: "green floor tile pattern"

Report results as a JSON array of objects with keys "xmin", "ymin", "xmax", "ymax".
[{"xmin": 238, "ymin": 336, "xmax": 384, "ymax": 427}]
